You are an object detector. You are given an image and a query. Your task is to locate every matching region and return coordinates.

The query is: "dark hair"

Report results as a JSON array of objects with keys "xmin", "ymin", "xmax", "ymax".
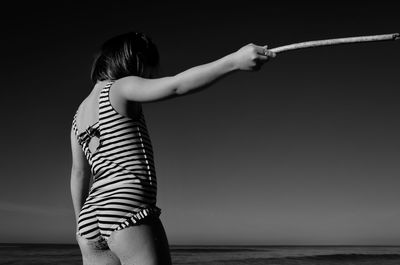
[{"xmin": 90, "ymin": 32, "xmax": 159, "ymax": 83}]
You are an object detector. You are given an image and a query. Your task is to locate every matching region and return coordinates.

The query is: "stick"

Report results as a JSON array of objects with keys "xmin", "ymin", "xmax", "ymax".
[{"xmin": 270, "ymin": 33, "xmax": 399, "ymax": 54}]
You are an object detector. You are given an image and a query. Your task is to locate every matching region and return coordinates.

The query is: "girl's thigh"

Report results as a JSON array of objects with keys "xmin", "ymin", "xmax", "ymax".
[
  {"xmin": 76, "ymin": 234, "xmax": 121, "ymax": 265},
  {"xmin": 107, "ymin": 217, "xmax": 172, "ymax": 265}
]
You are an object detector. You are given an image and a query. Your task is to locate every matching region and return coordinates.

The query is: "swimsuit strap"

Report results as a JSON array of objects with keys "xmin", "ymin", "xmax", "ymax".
[
  {"xmin": 98, "ymin": 80, "xmax": 116, "ymax": 128},
  {"xmin": 72, "ymin": 81, "xmax": 113, "ymax": 147}
]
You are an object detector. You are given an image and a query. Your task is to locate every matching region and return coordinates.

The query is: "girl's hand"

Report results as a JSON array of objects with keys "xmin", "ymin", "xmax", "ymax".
[{"xmin": 232, "ymin": 43, "xmax": 276, "ymax": 71}]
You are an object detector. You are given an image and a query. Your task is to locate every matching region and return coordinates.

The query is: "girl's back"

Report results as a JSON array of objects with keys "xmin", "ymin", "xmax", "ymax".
[{"xmin": 72, "ymin": 81, "xmax": 159, "ymax": 242}]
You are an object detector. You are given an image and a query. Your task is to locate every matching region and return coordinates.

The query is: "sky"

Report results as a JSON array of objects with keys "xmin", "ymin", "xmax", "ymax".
[{"xmin": 1, "ymin": 1, "xmax": 399, "ymax": 245}]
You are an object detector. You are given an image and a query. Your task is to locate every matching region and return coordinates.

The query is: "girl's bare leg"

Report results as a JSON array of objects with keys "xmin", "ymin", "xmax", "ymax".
[
  {"xmin": 107, "ymin": 217, "xmax": 172, "ymax": 265},
  {"xmin": 76, "ymin": 234, "xmax": 121, "ymax": 265}
]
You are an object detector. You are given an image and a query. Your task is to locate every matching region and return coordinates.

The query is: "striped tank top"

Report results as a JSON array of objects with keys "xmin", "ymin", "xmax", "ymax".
[{"xmin": 72, "ymin": 81, "xmax": 160, "ymax": 242}]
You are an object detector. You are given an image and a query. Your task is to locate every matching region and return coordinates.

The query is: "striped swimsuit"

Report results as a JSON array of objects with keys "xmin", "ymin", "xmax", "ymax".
[{"xmin": 72, "ymin": 81, "xmax": 160, "ymax": 242}]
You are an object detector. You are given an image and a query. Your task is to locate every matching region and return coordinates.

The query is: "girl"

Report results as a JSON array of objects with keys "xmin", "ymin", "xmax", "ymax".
[{"xmin": 70, "ymin": 31, "xmax": 275, "ymax": 265}]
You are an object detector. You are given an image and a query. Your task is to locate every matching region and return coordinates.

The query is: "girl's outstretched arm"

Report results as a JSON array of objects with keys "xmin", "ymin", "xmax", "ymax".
[{"xmin": 114, "ymin": 43, "xmax": 276, "ymax": 103}]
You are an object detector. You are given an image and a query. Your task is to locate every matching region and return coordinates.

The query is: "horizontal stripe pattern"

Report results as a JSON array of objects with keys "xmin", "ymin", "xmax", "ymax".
[{"xmin": 72, "ymin": 81, "xmax": 159, "ymax": 242}]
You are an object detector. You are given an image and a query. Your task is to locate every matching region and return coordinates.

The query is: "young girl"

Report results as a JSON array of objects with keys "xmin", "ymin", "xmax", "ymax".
[{"xmin": 70, "ymin": 31, "xmax": 275, "ymax": 265}]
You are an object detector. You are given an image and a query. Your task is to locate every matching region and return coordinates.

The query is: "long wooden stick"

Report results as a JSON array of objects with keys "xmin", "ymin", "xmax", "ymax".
[{"xmin": 270, "ymin": 33, "xmax": 399, "ymax": 54}]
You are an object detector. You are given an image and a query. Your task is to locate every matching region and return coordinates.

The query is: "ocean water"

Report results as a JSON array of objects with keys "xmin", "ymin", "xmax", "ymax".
[{"xmin": 0, "ymin": 244, "xmax": 399, "ymax": 265}]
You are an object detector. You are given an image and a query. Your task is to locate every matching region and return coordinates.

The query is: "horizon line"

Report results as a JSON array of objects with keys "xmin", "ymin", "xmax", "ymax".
[{"xmin": 1, "ymin": 242, "xmax": 399, "ymax": 247}]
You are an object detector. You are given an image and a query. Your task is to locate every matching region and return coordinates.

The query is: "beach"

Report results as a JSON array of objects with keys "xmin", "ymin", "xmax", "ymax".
[{"xmin": 1, "ymin": 244, "xmax": 399, "ymax": 265}]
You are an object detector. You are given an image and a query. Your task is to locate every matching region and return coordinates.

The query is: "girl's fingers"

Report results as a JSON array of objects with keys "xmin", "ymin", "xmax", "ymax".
[
  {"xmin": 257, "ymin": 50, "xmax": 276, "ymax": 65},
  {"xmin": 255, "ymin": 45, "xmax": 268, "ymax": 55},
  {"xmin": 257, "ymin": 54, "xmax": 270, "ymax": 62},
  {"xmin": 256, "ymin": 45, "xmax": 276, "ymax": 58},
  {"xmin": 257, "ymin": 50, "xmax": 276, "ymax": 60},
  {"xmin": 266, "ymin": 50, "xmax": 276, "ymax": 57}
]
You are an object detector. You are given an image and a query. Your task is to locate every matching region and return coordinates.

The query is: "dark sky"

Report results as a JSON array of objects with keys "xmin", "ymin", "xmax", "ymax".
[{"xmin": 1, "ymin": 2, "xmax": 399, "ymax": 245}]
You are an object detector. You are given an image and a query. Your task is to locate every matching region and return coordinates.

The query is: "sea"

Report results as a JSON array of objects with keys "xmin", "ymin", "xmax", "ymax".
[{"xmin": 0, "ymin": 244, "xmax": 399, "ymax": 265}]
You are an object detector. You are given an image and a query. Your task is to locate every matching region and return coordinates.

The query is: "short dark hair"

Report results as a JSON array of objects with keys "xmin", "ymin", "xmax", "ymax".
[{"xmin": 90, "ymin": 32, "xmax": 159, "ymax": 83}]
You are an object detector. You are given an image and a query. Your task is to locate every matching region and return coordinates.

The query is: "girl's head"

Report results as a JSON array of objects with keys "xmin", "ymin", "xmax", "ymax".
[{"xmin": 91, "ymin": 32, "xmax": 159, "ymax": 84}]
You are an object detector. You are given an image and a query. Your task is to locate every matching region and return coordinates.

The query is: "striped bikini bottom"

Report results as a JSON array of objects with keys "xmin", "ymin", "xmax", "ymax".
[{"xmin": 77, "ymin": 200, "xmax": 161, "ymax": 242}]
